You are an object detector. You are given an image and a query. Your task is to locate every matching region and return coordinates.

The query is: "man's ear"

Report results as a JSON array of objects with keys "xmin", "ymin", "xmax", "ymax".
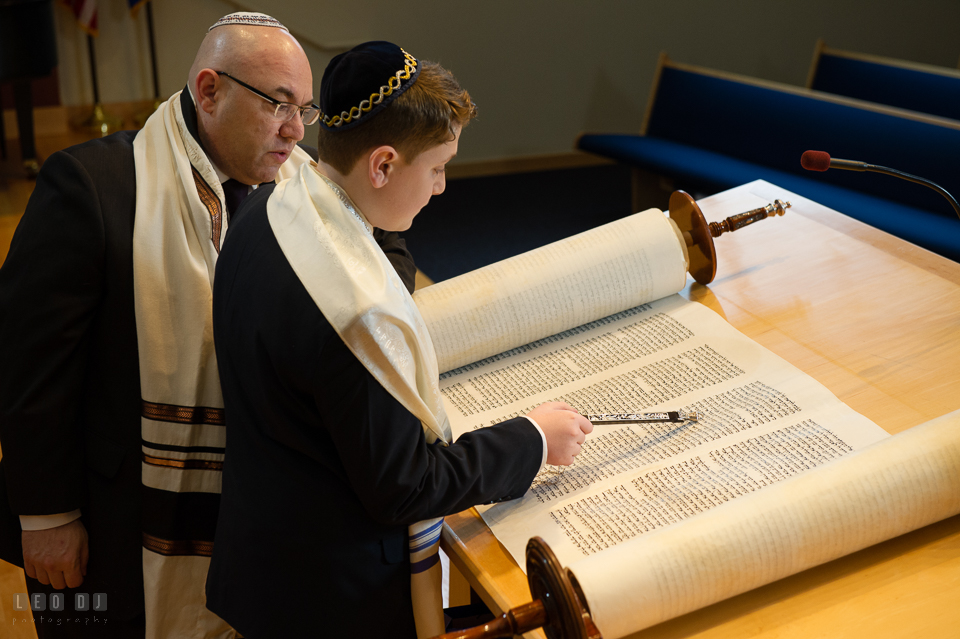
[
  {"xmin": 368, "ymin": 145, "xmax": 400, "ymax": 189},
  {"xmin": 194, "ymin": 69, "xmax": 221, "ymax": 116}
]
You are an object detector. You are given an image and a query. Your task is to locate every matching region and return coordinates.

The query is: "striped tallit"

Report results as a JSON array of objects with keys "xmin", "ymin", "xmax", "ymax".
[{"xmin": 132, "ymin": 89, "xmax": 311, "ymax": 638}]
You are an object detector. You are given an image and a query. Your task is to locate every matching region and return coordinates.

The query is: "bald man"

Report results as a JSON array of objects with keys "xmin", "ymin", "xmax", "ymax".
[{"xmin": 0, "ymin": 13, "xmax": 406, "ymax": 639}]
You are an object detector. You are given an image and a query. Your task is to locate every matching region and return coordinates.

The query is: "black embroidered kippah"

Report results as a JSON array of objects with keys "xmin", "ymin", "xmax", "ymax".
[{"xmin": 319, "ymin": 41, "xmax": 420, "ymax": 132}]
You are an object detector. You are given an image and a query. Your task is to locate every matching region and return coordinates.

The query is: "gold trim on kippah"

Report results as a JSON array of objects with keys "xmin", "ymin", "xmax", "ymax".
[{"xmin": 321, "ymin": 50, "xmax": 418, "ymax": 128}]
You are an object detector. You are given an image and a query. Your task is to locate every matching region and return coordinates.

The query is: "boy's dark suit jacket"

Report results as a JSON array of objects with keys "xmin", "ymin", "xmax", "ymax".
[{"xmin": 205, "ymin": 184, "xmax": 543, "ymax": 639}]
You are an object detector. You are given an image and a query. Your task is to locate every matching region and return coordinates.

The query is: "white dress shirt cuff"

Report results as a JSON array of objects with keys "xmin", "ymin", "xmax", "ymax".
[
  {"xmin": 523, "ymin": 415, "xmax": 549, "ymax": 473},
  {"xmin": 20, "ymin": 510, "xmax": 82, "ymax": 531}
]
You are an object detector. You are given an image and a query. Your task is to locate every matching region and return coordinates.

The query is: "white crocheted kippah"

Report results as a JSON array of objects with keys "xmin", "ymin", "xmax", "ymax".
[{"xmin": 208, "ymin": 12, "xmax": 288, "ymax": 32}]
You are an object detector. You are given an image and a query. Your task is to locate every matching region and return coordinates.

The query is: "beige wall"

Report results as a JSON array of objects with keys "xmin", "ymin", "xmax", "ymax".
[{"xmin": 52, "ymin": 0, "xmax": 960, "ymax": 163}]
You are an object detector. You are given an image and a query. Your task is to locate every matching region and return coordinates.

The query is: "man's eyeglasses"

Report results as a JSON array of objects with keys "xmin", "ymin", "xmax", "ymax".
[{"xmin": 216, "ymin": 71, "xmax": 320, "ymax": 125}]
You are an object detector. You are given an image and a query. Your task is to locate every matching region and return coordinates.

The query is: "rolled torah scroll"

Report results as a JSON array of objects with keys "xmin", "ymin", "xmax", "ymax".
[
  {"xmin": 567, "ymin": 408, "xmax": 960, "ymax": 638},
  {"xmin": 414, "ymin": 208, "xmax": 689, "ymax": 374},
  {"xmin": 414, "ymin": 192, "xmax": 787, "ymax": 374}
]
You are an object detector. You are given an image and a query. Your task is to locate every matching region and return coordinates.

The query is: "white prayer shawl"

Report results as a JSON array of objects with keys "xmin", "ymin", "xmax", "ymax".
[
  {"xmin": 132, "ymin": 90, "xmax": 312, "ymax": 639},
  {"xmin": 267, "ymin": 162, "xmax": 452, "ymax": 639}
]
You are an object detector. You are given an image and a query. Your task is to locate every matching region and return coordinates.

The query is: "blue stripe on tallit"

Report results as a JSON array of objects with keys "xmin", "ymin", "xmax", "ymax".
[
  {"xmin": 410, "ymin": 552, "xmax": 441, "ymax": 574},
  {"xmin": 409, "ymin": 519, "xmax": 443, "ymax": 544}
]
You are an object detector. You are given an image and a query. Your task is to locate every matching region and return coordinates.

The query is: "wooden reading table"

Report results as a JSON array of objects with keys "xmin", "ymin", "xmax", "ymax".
[{"xmin": 440, "ymin": 180, "xmax": 960, "ymax": 639}]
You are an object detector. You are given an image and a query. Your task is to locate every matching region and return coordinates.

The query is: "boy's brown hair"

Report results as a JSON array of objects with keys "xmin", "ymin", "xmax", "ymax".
[{"xmin": 317, "ymin": 61, "xmax": 477, "ymax": 175}]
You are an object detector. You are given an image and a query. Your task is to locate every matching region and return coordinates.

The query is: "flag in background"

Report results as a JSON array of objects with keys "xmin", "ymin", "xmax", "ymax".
[
  {"xmin": 129, "ymin": 0, "xmax": 149, "ymax": 18},
  {"xmin": 59, "ymin": 0, "xmax": 98, "ymax": 36}
]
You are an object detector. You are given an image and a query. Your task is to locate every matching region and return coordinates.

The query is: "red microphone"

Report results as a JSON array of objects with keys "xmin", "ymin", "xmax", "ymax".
[
  {"xmin": 801, "ymin": 150, "xmax": 960, "ymax": 220},
  {"xmin": 800, "ymin": 150, "xmax": 830, "ymax": 172}
]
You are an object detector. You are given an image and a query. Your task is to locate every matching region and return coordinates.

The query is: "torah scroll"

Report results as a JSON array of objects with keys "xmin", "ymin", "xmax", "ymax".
[
  {"xmin": 412, "ymin": 202, "xmax": 960, "ymax": 638},
  {"xmin": 414, "ymin": 208, "xmax": 689, "ymax": 374},
  {"xmin": 569, "ymin": 408, "xmax": 960, "ymax": 637}
]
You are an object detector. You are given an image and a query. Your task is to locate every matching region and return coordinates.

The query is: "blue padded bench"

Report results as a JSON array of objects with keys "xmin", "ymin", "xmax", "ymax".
[
  {"xmin": 576, "ymin": 56, "xmax": 960, "ymax": 262},
  {"xmin": 807, "ymin": 41, "xmax": 960, "ymax": 122}
]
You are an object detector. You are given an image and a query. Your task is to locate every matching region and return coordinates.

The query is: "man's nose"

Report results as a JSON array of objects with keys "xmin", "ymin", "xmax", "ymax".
[{"xmin": 280, "ymin": 111, "xmax": 306, "ymax": 141}]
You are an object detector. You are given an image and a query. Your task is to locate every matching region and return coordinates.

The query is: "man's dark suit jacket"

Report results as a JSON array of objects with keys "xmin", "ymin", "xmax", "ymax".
[
  {"xmin": 205, "ymin": 184, "xmax": 543, "ymax": 639},
  {"xmin": 0, "ymin": 123, "xmax": 147, "ymax": 619},
  {"xmin": 0, "ymin": 90, "xmax": 410, "ymax": 624}
]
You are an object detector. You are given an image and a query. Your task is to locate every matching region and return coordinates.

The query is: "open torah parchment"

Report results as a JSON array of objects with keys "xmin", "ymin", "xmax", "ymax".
[
  {"xmin": 412, "ymin": 200, "xmax": 960, "ymax": 637},
  {"xmin": 414, "ymin": 204, "xmax": 889, "ymax": 565}
]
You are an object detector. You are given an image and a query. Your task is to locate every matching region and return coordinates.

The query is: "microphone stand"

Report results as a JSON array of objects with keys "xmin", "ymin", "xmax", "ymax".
[{"xmin": 827, "ymin": 159, "xmax": 960, "ymax": 222}]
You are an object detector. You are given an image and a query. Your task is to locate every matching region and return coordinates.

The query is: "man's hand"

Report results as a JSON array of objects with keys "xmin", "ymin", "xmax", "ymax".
[
  {"xmin": 22, "ymin": 519, "xmax": 89, "ymax": 589},
  {"xmin": 527, "ymin": 402, "xmax": 594, "ymax": 466}
]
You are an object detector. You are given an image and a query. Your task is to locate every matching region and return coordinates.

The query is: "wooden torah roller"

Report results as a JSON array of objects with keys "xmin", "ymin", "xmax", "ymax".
[
  {"xmin": 432, "ymin": 537, "xmax": 600, "ymax": 639},
  {"xmin": 669, "ymin": 190, "xmax": 790, "ymax": 284}
]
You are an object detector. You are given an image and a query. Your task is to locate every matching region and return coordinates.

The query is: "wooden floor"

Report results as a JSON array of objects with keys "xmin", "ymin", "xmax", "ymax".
[
  {"xmin": 0, "ymin": 562, "xmax": 35, "ymax": 639},
  {"xmin": 0, "ymin": 153, "xmax": 35, "ymax": 264}
]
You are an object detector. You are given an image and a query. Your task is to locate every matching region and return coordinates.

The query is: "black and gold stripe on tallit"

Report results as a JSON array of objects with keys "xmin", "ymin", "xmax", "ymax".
[
  {"xmin": 191, "ymin": 166, "xmax": 224, "ymax": 254},
  {"xmin": 141, "ymin": 400, "xmax": 224, "ymax": 556},
  {"xmin": 143, "ymin": 532, "xmax": 214, "ymax": 557},
  {"xmin": 142, "ymin": 400, "xmax": 225, "ymax": 425},
  {"xmin": 142, "ymin": 453, "xmax": 223, "ymax": 471},
  {"xmin": 141, "ymin": 487, "xmax": 220, "ymax": 556}
]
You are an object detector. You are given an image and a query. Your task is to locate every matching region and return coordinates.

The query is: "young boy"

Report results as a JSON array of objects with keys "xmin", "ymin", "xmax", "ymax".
[{"xmin": 205, "ymin": 41, "xmax": 592, "ymax": 639}]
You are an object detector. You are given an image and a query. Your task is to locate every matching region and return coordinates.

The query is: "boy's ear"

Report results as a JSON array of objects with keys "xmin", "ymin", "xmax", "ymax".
[{"xmin": 368, "ymin": 145, "xmax": 400, "ymax": 189}]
